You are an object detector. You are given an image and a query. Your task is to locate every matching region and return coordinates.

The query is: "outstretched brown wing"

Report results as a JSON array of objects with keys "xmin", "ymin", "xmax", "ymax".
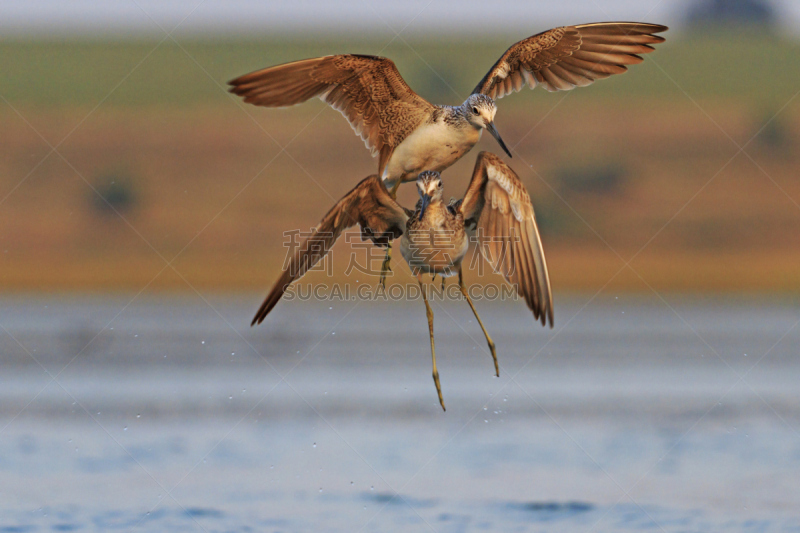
[
  {"xmin": 229, "ymin": 54, "xmax": 435, "ymax": 173},
  {"xmin": 460, "ymin": 152, "xmax": 553, "ymax": 327},
  {"xmin": 472, "ymin": 22, "xmax": 667, "ymax": 98},
  {"xmin": 252, "ymin": 175, "xmax": 409, "ymax": 325}
]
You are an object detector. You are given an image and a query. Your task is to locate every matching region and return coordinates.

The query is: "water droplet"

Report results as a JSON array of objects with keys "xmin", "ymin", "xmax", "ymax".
[
  {"xmin": 313, "ymin": 443, "xmax": 317, "ymax": 448},
  {"xmin": 350, "ymin": 481, "xmax": 354, "ymax": 485},
  {"xmin": 370, "ymin": 486, "xmax": 374, "ymax": 491},
  {"xmin": 136, "ymin": 414, "xmax": 141, "ymax": 418},
  {"xmin": 123, "ymin": 426, "xmax": 128, "ymax": 431},
  {"xmin": 201, "ymin": 340, "xmax": 205, "ymax": 345},
  {"xmin": 484, "ymin": 419, "xmax": 488, "ymax": 423},
  {"xmin": 329, "ymin": 306, "xmax": 333, "ymax": 310},
  {"xmin": 228, "ymin": 396, "xmax": 233, "ymax": 400},
  {"xmin": 319, "ymin": 487, "xmax": 323, "ymax": 493},
  {"xmin": 270, "ymin": 465, "xmax": 274, "ymax": 469}
]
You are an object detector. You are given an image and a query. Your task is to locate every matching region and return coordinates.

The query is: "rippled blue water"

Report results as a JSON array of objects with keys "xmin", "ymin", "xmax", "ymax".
[{"xmin": 1, "ymin": 295, "xmax": 799, "ymax": 531}]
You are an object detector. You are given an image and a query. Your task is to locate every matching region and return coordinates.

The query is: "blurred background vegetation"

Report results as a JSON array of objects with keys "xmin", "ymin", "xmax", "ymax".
[{"xmin": 1, "ymin": 0, "xmax": 798, "ymax": 293}]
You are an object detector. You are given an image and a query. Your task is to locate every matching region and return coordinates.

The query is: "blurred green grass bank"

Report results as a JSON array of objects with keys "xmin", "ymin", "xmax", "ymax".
[{"xmin": 1, "ymin": 33, "xmax": 799, "ymax": 292}]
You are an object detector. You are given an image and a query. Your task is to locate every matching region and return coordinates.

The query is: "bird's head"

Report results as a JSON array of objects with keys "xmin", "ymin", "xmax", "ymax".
[
  {"xmin": 464, "ymin": 93, "xmax": 497, "ymax": 126},
  {"xmin": 463, "ymin": 93, "xmax": 511, "ymax": 158},
  {"xmin": 416, "ymin": 171, "xmax": 443, "ymax": 220}
]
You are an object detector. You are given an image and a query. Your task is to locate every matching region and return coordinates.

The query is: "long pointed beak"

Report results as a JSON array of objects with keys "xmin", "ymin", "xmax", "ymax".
[
  {"xmin": 418, "ymin": 194, "xmax": 431, "ymax": 221},
  {"xmin": 486, "ymin": 121, "xmax": 512, "ymax": 158}
]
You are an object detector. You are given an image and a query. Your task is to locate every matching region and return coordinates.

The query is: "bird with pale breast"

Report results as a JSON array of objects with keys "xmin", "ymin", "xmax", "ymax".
[
  {"xmin": 229, "ymin": 22, "xmax": 668, "ymax": 191},
  {"xmin": 251, "ymin": 152, "xmax": 552, "ymax": 411}
]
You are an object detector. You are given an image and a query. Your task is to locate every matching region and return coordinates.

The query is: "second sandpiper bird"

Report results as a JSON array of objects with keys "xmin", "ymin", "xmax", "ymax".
[{"xmin": 251, "ymin": 152, "xmax": 552, "ymax": 410}]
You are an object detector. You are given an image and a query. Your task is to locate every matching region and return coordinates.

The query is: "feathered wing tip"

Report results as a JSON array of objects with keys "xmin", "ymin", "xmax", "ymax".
[
  {"xmin": 228, "ymin": 54, "xmax": 434, "ymax": 166},
  {"xmin": 473, "ymin": 22, "xmax": 668, "ymax": 99},
  {"xmin": 251, "ymin": 270, "xmax": 293, "ymax": 326},
  {"xmin": 228, "ymin": 57, "xmax": 333, "ymax": 107},
  {"xmin": 251, "ymin": 175, "xmax": 408, "ymax": 326},
  {"xmin": 460, "ymin": 152, "xmax": 554, "ymax": 327}
]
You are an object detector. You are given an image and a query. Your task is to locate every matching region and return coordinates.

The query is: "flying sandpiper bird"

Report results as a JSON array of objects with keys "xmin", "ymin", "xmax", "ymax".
[
  {"xmin": 251, "ymin": 152, "xmax": 552, "ymax": 411},
  {"xmin": 229, "ymin": 21, "xmax": 667, "ymax": 283},
  {"xmin": 229, "ymin": 22, "xmax": 667, "ymax": 189}
]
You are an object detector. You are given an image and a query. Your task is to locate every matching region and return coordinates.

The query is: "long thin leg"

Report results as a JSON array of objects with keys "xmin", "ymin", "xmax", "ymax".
[
  {"xmin": 378, "ymin": 244, "xmax": 392, "ymax": 289},
  {"xmin": 418, "ymin": 275, "xmax": 445, "ymax": 411},
  {"xmin": 458, "ymin": 268, "xmax": 499, "ymax": 377},
  {"xmin": 379, "ymin": 180, "xmax": 402, "ymax": 288},
  {"xmin": 388, "ymin": 179, "xmax": 401, "ymax": 199}
]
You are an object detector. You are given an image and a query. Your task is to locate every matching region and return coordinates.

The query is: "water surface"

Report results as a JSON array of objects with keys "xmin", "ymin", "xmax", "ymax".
[{"xmin": 1, "ymin": 294, "xmax": 799, "ymax": 531}]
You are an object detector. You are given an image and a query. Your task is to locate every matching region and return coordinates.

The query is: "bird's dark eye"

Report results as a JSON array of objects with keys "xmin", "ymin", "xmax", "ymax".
[{"xmin": 472, "ymin": 106, "xmax": 479, "ymax": 114}]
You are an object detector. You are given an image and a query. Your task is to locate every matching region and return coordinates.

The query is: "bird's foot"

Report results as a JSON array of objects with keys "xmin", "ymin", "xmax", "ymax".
[
  {"xmin": 378, "ymin": 266, "xmax": 392, "ymax": 289},
  {"xmin": 433, "ymin": 371, "xmax": 446, "ymax": 412},
  {"xmin": 378, "ymin": 246, "xmax": 393, "ymax": 289}
]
